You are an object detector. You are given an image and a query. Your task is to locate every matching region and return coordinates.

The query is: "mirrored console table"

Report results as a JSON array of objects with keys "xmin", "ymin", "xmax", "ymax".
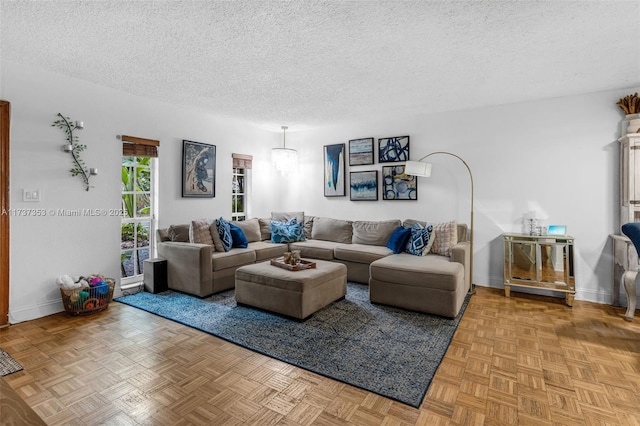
[{"xmin": 503, "ymin": 233, "xmax": 575, "ymax": 306}]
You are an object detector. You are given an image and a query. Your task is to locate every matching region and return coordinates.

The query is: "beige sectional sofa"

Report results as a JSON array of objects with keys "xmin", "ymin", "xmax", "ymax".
[{"xmin": 156, "ymin": 212, "xmax": 470, "ymax": 317}]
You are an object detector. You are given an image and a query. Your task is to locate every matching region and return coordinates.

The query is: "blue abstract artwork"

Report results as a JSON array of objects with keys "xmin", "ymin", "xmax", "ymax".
[
  {"xmin": 349, "ymin": 138, "xmax": 374, "ymax": 165},
  {"xmin": 350, "ymin": 171, "xmax": 378, "ymax": 201},
  {"xmin": 382, "ymin": 165, "xmax": 417, "ymax": 200},
  {"xmin": 379, "ymin": 136, "xmax": 410, "ymax": 163},
  {"xmin": 324, "ymin": 144, "xmax": 345, "ymax": 197},
  {"xmin": 182, "ymin": 140, "xmax": 215, "ymax": 198}
]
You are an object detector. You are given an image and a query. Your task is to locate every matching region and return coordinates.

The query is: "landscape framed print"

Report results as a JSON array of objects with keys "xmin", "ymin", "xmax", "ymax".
[
  {"xmin": 324, "ymin": 143, "xmax": 346, "ymax": 197},
  {"xmin": 349, "ymin": 137, "xmax": 374, "ymax": 166},
  {"xmin": 350, "ymin": 171, "xmax": 378, "ymax": 201},
  {"xmin": 379, "ymin": 135, "xmax": 410, "ymax": 163},
  {"xmin": 382, "ymin": 165, "xmax": 417, "ymax": 200},
  {"xmin": 182, "ymin": 140, "xmax": 216, "ymax": 198}
]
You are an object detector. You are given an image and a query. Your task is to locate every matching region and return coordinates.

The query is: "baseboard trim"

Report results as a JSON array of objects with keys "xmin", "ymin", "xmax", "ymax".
[{"xmin": 9, "ymin": 299, "xmax": 63, "ymax": 324}]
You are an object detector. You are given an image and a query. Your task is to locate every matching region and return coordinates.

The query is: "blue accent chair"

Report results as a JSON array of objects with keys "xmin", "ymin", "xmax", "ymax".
[{"xmin": 620, "ymin": 223, "xmax": 640, "ymax": 321}]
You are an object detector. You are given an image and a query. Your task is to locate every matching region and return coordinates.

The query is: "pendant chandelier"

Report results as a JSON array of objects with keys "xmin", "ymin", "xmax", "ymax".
[{"xmin": 272, "ymin": 125, "xmax": 297, "ymax": 175}]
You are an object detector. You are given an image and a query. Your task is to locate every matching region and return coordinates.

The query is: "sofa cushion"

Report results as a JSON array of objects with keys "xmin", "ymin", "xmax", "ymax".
[
  {"xmin": 405, "ymin": 223, "xmax": 435, "ymax": 256},
  {"xmin": 215, "ymin": 217, "xmax": 233, "ymax": 252},
  {"xmin": 208, "ymin": 223, "xmax": 225, "ymax": 252},
  {"xmin": 303, "ymin": 215, "xmax": 314, "ymax": 239},
  {"xmin": 211, "ymin": 248, "xmax": 256, "ymax": 271},
  {"xmin": 370, "ymin": 253, "xmax": 463, "ymax": 291},
  {"xmin": 258, "ymin": 218, "xmax": 272, "ymax": 241},
  {"xmin": 229, "ymin": 223, "xmax": 249, "ymax": 248},
  {"xmin": 386, "ymin": 226, "xmax": 412, "ymax": 254},
  {"xmin": 232, "ymin": 218, "xmax": 261, "ymax": 243},
  {"xmin": 334, "ymin": 243, "xmax": 393, "ymax": 264},
  {"xmin": 270, "ymin": 219, "xmax": 306, "ymax": 243},
  {"xmin": 430, "ymin": 220, "xmax": 458, "ymax": 257},
  {"xmin": 352, "ymin": 220, "xmax": 401, "ymax": 246},
  {"xmin": 311, "ymin": 217, "xmax": 353, "ymax": 244},
  {"xmin": 247, "ymin": 241, "xmax": 289, "ymax": 262},
  {"xmin": 190, "ymin": 220, "xmax": 214, "ymax": 245},
  {"xmin": 157, "ymin": 228, "xmax": 170, "ymax": 242},
  {"xmin": 288, "ymin": 240, "xmax": 340, "ymax": 260},
  {"xmin": 168, "ymin": 224, "xmax": 190, "ymax": 242}
]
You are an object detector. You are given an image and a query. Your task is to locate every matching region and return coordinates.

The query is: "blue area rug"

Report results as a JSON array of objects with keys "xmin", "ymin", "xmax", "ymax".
[{"xmin": 116, "ymin": 283, "xmax": 470, "ymax": 407}]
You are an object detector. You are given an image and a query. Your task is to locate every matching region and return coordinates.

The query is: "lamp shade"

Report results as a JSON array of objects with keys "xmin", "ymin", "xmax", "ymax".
[
  {"xmin": 272, "ymin": 147, "xmax": 297, "ymax": 175},
  {"xmin": 404, "ymin": 161, "xmax": 432, "ymax": 177}
]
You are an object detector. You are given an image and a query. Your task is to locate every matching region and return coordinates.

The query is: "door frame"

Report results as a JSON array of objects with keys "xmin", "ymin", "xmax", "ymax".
[{"xmin": 0, "ymin": 101, "xmax": 10, "ymax": 326}]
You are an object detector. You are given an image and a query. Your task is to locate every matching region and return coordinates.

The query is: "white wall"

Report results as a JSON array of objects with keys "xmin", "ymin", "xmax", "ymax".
[
  {"xmin": 3, "ymin": 59, "xmax": 638, "ymax": 322},
  {"xmin": 2, "ymin": 60, "xmax": 273, "ymax": 322},
  {"xmin": 253, "ymin": 88, "xmax": 640, "ymax": 305}
]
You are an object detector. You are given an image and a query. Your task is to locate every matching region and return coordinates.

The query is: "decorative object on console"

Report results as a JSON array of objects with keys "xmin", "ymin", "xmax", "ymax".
[
  {"xmin": 323, "ymin": 143, "xmax": 346, "ymax": 197},
  {"xmin": 348, "ymin": 137, "xmax": 374, "ymax": 165},
  {"xmin": 405, "ymin": 151, "xmax": 475, "ymax": 293},
  {"xmin": 52, "ymin": 113, "xmax": 96, "ymax": 191},
  {"xmin": 617, "ymin": 92, "xmax": 640, "ymax": 114},
  {"xmin": 272, "ymin": 125, "xmax": 297, "ymax": 176},
  {"xmin": 182, "ymin": 140, "xmax": 215, "ymax": 198},
  {"xmin": 350, "ymin": 170, "xmax": 378, "ymax": 201},
  {"xmin": 382, "ymin": 165, "xmax": 417, "ymax": 200},
  {"xmin": 617, "ymin": 93, "xmax": 640, "ymax": 134},
  {"xmin": 378, "ymin": 135, "xmax": 409, "ymax": 162}
]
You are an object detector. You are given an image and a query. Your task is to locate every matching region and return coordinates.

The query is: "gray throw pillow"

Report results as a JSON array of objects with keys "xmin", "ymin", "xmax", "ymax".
[{"xmin": 168, "ymin": 224, "xmax": 190, "ymax": 242}]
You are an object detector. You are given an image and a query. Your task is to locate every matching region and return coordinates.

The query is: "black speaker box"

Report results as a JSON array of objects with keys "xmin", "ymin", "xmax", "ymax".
[{"xmin": 143, "ymin": 258, "xmax": 168, "ymax": 294}]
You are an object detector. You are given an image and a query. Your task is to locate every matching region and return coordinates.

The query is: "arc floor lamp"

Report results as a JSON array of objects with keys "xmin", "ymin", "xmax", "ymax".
[{"xmin": 405, "ymin": 151, "xmax": 475, "ymax": 294}]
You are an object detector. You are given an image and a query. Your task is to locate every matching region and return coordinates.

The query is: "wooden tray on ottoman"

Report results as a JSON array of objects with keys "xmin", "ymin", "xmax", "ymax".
[{"xmin": 270, "ymin": 257, "xmax": 317, "ymax": 271}]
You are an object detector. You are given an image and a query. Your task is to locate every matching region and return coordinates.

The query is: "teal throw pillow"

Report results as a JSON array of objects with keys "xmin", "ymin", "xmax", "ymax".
[
  {"xmin": 215, "ymin": 217, "xmax": 232, "ymax": 252},
  {"xmin": 270, "ymin": 219, "xmax": 306, "ymax": 243},
  {"xmin": 229, "ymin": 223, "xmax": 248, "ymax": 248},
  {"xmin": 405, "ymin": 223, "xmax": 434, "ymax": 256},
  {"xmin": 386, "ymin": 226, "xmax": 412, "ymax": 254}
]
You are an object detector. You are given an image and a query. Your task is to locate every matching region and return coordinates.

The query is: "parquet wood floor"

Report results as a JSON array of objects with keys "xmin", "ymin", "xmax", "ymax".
[{"xmin": 1, "ymin": 287, "xmax": 639, "ymax": 425}]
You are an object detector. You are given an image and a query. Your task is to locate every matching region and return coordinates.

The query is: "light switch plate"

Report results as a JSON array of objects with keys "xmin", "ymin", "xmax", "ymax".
[{"xmin": 22, "ymin": 189, "xmax": 41, "ymax": 202}]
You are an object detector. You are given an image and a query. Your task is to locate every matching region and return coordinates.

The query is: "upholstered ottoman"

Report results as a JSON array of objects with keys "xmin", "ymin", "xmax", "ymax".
[{"xmin": 235, "ymin": 259, "xmax": 347, "ymax": 320}]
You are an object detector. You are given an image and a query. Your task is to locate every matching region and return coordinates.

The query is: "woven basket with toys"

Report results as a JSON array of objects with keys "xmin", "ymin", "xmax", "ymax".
[{"xmin": 58, "ymin": 274, "xmax": 115, "ymax": 315}]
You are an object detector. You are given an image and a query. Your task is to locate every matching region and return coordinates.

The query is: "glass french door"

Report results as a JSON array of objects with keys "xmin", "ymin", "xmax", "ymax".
[{"xmin": 121, "ymin": 156, "xmax": 155, "ymax": 285}]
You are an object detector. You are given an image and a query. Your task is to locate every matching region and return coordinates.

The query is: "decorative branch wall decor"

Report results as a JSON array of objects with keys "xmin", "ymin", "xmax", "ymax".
[{"xmin": 52, "ymin": 113, "xmax": 95, "ymax": 191}]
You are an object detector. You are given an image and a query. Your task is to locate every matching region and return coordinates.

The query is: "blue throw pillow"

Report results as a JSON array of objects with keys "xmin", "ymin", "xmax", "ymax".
[
  {"xmin": 405, "ymin": 223, "xmax": 435, "ymax": 256},
  {"xmin": 215, "ymin": 217, "xmax": 232, "ymax": 252},
  {"xmin": 270, "ymin": 220, "xmax": 306, "ymax": 243},
  {"xmin": 229, "ymin": 223, "xmax": 248, "ymax": 248},
  {"xmin": 386, "ymin": 226, "xmax": 412, "ymax": 254}
]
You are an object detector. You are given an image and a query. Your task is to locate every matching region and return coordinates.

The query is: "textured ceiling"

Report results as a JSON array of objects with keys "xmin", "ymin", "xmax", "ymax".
[{"xmin": 2, "ymin": 1, "xmax": 639, "ymax": 129}]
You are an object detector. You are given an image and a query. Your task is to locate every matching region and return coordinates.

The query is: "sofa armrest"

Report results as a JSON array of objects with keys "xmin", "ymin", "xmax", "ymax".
[
  {"xmin": 157, "ymin": 241, "xmax": 212, "ymax": 297},
  {"xmin": 451, "ymin": 241, "xmax": 470, "ymax": 292}
]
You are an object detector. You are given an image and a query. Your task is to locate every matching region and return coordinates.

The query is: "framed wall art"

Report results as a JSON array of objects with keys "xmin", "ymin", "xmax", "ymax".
[
  {"xmin": 382, "ymin": 165, "xmax": 417, "ymax": 200},
  {"xmin": 379, "ymin": 135, "xmax": 410, "ymax": 163},
  {"xmin": 349, "ymin": 137, "xmax": 374, "ymax": 166},
  {"xmin": 324, "ymin": 143, "xmax": 346, "ymax": 197},
  {"xmin": 350, "ymin": 171, "xmax": 378, "ymax": 201},
  {"xmin": 182, "ymin": 140, "xmax": 216, "ymax": 198}
]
